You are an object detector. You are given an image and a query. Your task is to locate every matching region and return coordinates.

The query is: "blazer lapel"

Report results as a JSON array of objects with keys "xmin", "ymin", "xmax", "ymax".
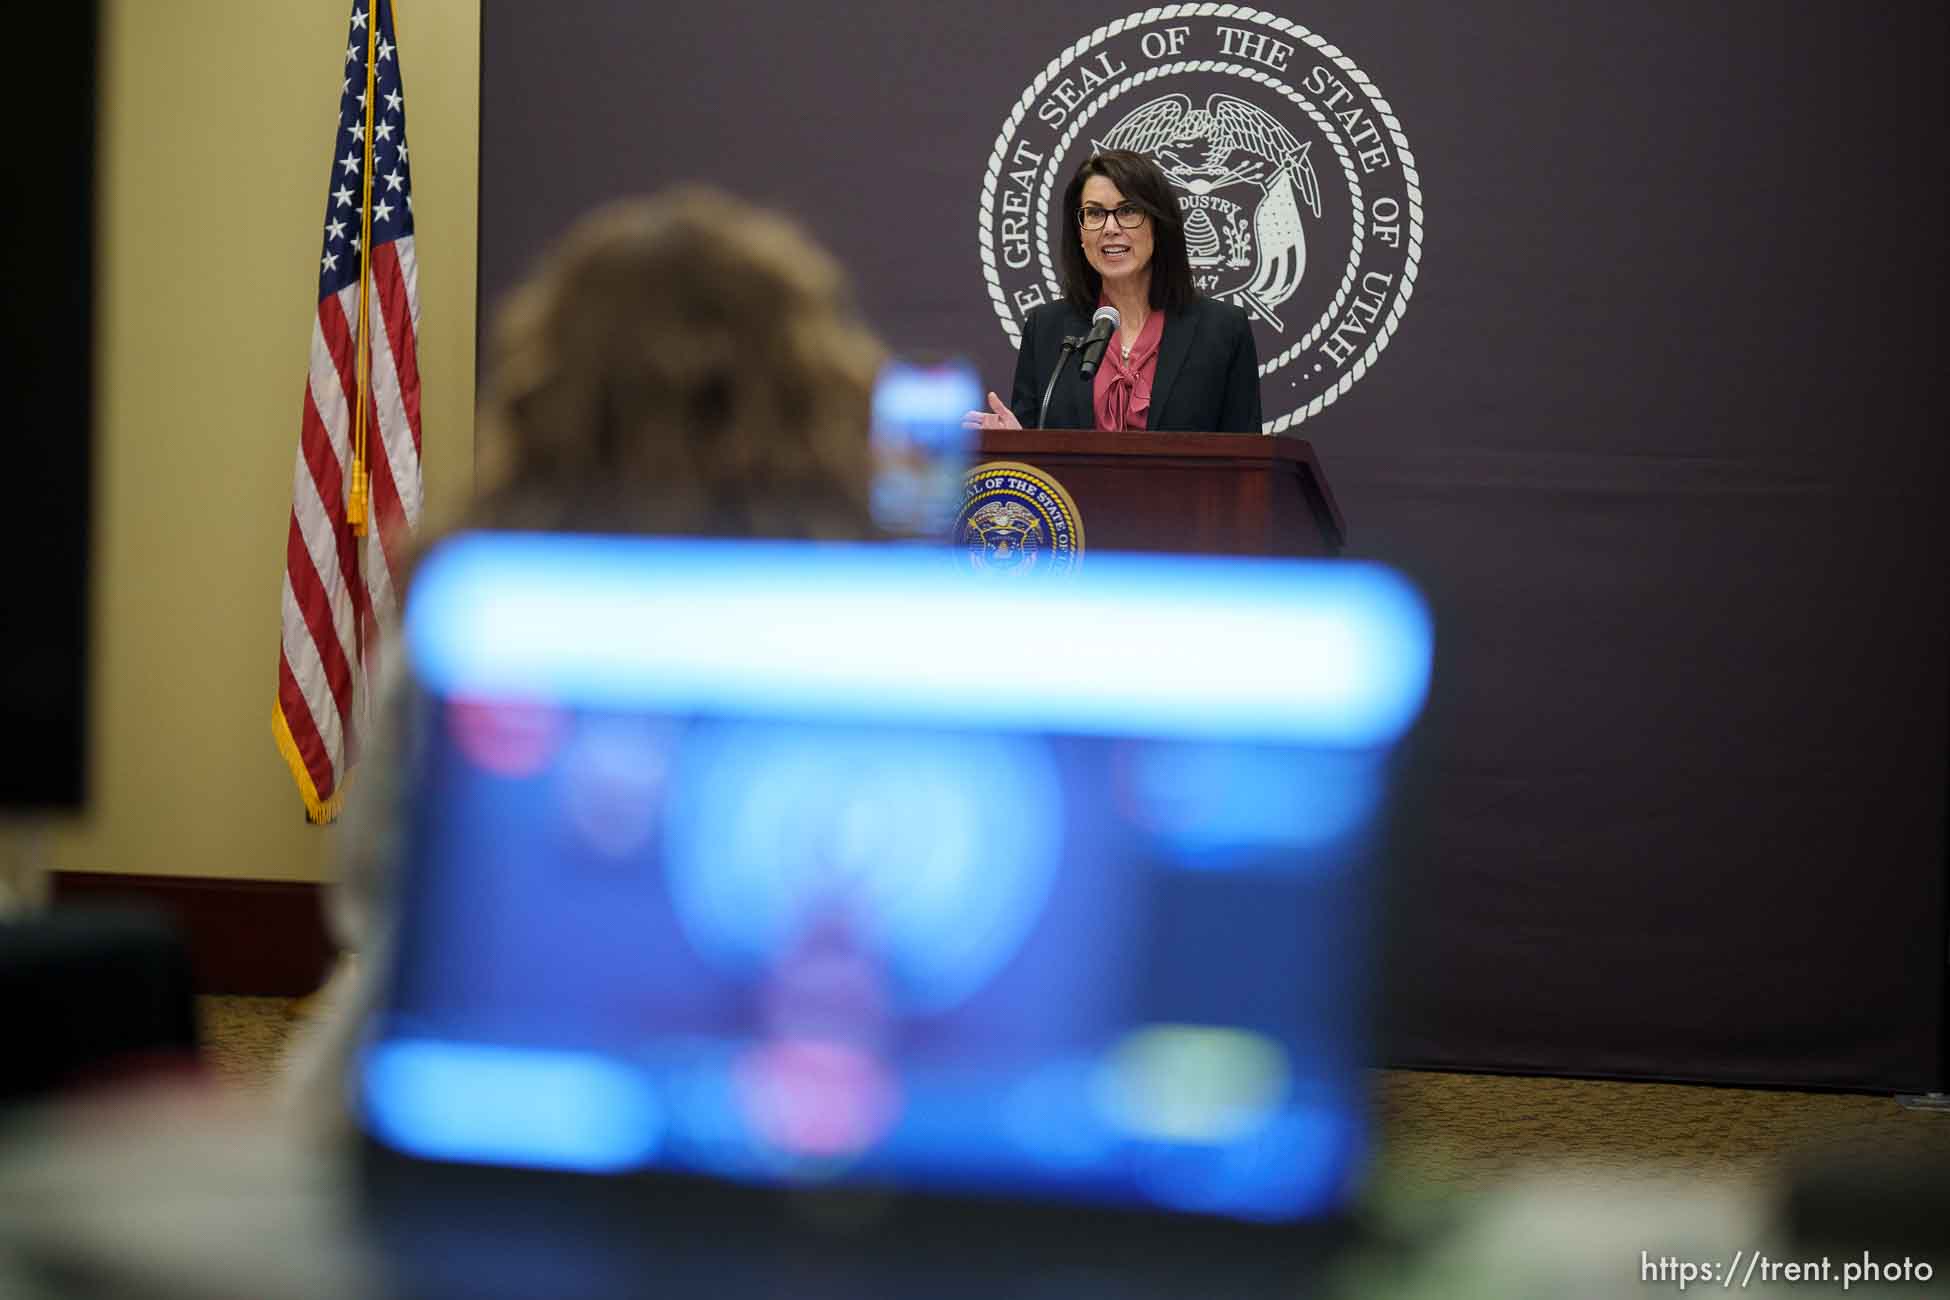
[{"xmin": 1144, "ymin": 306, "xmax": 1199, "ymax": 430}]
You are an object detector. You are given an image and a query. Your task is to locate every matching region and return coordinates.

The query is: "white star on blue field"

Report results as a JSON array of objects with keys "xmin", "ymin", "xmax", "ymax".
[{"xmin": 317, "ymin": 2, "xmax": 415, "ymax": 294}]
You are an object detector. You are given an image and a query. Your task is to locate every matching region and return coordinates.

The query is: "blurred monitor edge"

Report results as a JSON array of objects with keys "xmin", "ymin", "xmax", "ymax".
[{"xmin": 358, "ymin": 533, "xmax": 1434, "ymax": 1233}]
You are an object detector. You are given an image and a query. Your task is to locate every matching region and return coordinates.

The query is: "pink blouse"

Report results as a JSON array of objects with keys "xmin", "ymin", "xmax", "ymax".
[{"xmin": 1092, "ymin": 307, "xmax": 1166, "ymax": 432}]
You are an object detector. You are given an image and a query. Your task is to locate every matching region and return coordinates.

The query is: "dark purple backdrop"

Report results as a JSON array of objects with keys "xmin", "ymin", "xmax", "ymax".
[{"xmin": 478, "ymin": 1, "xmax": 1947, "ymax": 1092}]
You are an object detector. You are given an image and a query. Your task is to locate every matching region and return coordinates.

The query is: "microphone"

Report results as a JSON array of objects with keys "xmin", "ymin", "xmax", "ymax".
[
  {"xmin": 1075, "ymin": 305, "xmax": 1120, "ymax": 379},
  {"xmin": 1037, "ymin": 336, "xmax": 1081, "ymax": 429}
]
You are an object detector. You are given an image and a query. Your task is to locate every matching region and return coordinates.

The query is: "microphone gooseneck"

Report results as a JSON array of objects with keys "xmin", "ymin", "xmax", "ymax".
[
  {"xmin": 1037, "ymin": 336, "xmax": 1081, "ymax": 429},
  {"xmin": 1076, "ymin": 305, "xmax": 1121, "ymax": 380}
]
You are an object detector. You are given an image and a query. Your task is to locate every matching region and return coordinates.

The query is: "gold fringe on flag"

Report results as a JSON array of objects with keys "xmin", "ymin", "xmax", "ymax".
[{"xmin": 272, "ymin": 702, "xmax": 348, "ymax": 824}]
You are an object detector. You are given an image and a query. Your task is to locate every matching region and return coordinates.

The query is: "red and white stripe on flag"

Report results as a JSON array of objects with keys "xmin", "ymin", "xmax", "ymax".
[{"xmin": 274, "ymin": 0, "xmax": 422, "ymax": 823}]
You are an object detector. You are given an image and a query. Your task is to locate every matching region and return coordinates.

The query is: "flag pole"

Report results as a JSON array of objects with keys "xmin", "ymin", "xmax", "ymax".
[{"xmin": 348, "ymin": 1, "xmax": 381, "ymax": 535}]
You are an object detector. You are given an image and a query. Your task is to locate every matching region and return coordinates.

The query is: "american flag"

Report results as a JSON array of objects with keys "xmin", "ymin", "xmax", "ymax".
[{"xmin": 273, "ymin": 0, "xmax": 421, "ymax": 823}]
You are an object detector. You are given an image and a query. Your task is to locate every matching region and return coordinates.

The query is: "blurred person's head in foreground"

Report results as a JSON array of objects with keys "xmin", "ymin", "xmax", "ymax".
[{"xmin": 467, "ymin": 186, "xmax": 883, "ymax": 541}]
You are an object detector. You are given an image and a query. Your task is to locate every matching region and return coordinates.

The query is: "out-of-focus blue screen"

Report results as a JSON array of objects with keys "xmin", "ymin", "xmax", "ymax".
[{"xmin": 364, "ymin": 535, "xmax": 1432, "ymax": 1225}]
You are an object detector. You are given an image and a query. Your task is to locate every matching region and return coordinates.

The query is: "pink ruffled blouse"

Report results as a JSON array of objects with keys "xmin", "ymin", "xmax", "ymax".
[{"xmin": 1091, "ymin": 307, "xmax": 1166, "ymax": 432}]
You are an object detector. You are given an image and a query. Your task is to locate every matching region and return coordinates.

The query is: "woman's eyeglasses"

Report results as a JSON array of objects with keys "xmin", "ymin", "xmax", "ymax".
[{"xmin": 1078, "ymin": 202, "xmax": 1148, "ymax": 231}]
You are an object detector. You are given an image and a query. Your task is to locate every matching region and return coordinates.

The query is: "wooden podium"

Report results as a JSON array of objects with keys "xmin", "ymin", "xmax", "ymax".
[{"xmin": 975, "ymin": 430, "xmax": 1345, "ymax": 557}]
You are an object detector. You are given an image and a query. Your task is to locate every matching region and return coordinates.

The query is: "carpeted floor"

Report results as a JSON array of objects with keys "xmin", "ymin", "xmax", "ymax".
[
  {"xmin": 1365, "ymin": 1066, "xmax": 1948, "ymax": 1199},
  {"xmin": 198, "ymin": 995, "xmax": 311, "ymax": 1094},
  {"xmin": 197, "ymin": 994, "xmax": 1950, "ymax": 1201}
]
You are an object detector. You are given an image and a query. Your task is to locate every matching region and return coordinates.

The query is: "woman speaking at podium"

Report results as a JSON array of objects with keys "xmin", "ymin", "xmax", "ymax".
[{"xmin": 966, "ymin": 149, "xmax": 1262, "ymax": 434}]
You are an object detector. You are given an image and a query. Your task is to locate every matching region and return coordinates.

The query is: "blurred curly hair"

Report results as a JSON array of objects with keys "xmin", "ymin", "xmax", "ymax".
[{"xmin": 465, "ymin": 186, "xmax": 883, "ymax": 541}]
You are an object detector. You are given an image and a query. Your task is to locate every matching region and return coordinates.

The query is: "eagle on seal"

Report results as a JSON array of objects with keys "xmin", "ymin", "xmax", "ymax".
[
  {"xmin": 1095, "ymin": 93, "xmax": 1322, "ymax": 330},
  {"xmin": 963, "ymin": 500, "xmax": 1044, "ymax": 573}
]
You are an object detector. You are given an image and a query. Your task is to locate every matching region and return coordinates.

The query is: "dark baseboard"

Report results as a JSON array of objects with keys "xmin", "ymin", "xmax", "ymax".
[{"xmin": 50, "ymin": 872, "xmax": 334, "ymax": 997}]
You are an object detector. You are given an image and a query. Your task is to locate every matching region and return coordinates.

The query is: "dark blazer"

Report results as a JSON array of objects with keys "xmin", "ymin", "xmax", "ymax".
[{"xmin": 1007, "ymin": 297, "xmax": 1263, "ymax": 433}]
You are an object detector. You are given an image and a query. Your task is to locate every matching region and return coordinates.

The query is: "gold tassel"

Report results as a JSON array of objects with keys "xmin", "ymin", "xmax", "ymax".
[{"xmin": 347, "ymin": 461, "xmax": 368, "ymax": 531}]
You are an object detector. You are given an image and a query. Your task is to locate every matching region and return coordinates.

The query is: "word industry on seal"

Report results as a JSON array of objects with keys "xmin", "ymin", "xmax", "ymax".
[{"xmin": 978, "ymin": 6, "xmax": 1423, "ymax": 433}]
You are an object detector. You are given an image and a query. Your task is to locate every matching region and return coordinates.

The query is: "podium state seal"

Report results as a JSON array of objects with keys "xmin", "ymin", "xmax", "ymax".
[{"xmin": 955, "ymin": 461, "xmax": 1085, "ymax": 576}]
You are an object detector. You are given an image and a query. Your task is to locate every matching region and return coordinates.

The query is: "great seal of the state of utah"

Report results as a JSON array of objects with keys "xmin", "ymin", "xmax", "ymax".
[
  {"xmin": 954, "ymin": 461, "xmax": 1084, "ymax": 576},
  {"xmin": 978, "ymin": 6, "xmax": 1422, "ymax": 433}
]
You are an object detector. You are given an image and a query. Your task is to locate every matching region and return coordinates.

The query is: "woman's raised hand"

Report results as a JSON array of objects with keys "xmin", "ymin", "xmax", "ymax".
[{"xmin": 962, "ymin": 390, "xmax": 1023, "ymax": 432}]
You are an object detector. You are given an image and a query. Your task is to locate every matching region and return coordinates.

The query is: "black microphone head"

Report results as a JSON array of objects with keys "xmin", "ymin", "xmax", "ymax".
[{"xmin": 1077, "ymin": 305, "xmax": 1121, "ymax": 377}]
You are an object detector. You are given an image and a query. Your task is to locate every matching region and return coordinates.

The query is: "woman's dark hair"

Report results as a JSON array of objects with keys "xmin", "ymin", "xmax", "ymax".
[{"xmin": 1057, "ymin": 149, "xmax": 1198, "ymax": 315}]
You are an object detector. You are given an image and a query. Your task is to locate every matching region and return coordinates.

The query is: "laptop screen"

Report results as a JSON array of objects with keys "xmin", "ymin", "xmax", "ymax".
[{"xmin": 360, "ymin": 534, "xmax": 1431, "ymax": 1225}]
